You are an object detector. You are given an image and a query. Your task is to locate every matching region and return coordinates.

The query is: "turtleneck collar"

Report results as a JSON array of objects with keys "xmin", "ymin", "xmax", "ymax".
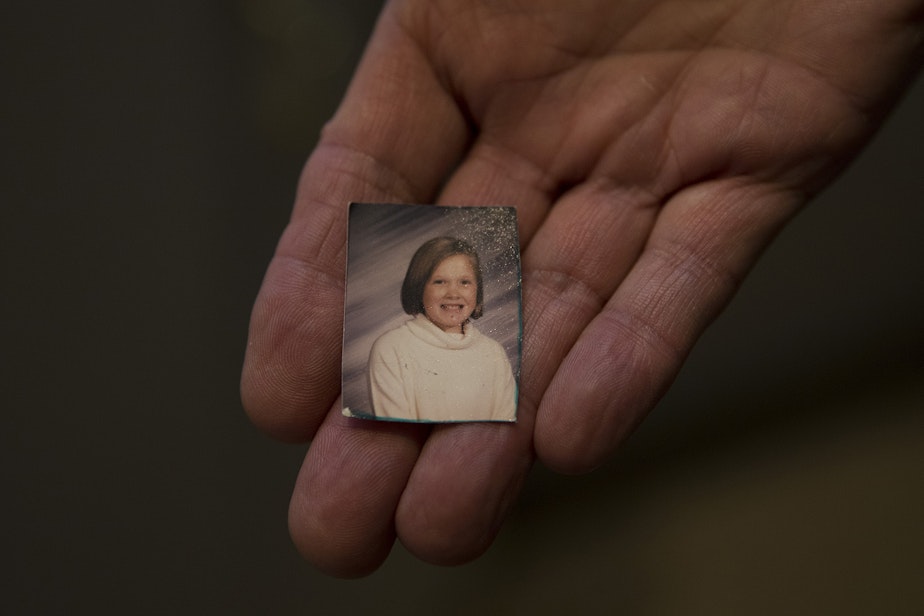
[{"xmin": 406, "ymin": 313, "xmax": 480, "ymax": 350}]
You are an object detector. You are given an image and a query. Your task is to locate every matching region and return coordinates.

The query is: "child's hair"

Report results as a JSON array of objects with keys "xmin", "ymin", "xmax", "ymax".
[{"xmin": 401, "ymin": 237, "xmax": 484, "ymax": 319}]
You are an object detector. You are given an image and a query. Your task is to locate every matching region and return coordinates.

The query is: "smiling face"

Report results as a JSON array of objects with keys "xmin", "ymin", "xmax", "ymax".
[{"xmin": 422, "ymin": 254, "xmax": 478, "ymax": 333}]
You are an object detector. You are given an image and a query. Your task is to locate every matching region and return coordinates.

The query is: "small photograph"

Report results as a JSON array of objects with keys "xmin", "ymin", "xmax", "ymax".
[{"xmin": 342, "ymin": 202, "xmax": 521, "ymax": 423}]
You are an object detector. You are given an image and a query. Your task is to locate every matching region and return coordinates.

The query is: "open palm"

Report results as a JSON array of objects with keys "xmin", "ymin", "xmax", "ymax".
[{"xmin": 241, "ymin": 0, "xmax": 923, "ymax": 576}]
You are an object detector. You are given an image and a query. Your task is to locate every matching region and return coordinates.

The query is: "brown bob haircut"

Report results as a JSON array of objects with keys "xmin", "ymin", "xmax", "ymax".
[{"xmin": 401, "ymin": 236, "xmax": 484, "ymax": 320}]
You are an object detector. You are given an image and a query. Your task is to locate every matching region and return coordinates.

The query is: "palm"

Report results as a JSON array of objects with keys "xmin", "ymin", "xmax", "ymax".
[{"xmin": 242, "ymin": 0, "xmax": 923, "ymax": 576}]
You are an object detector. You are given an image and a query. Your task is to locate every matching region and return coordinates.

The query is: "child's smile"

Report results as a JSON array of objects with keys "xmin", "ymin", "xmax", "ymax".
[{"xmin": 422, "ymin": 254, "xmax": 478, "ymax": 333}]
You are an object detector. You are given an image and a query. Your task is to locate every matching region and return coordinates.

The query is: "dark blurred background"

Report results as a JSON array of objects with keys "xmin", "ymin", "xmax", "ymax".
[{"xmin": 4, "ymin": 2, "xmax": 923, "ymax": 613}]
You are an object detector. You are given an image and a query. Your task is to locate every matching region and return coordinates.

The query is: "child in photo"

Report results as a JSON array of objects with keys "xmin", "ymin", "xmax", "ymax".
[{"xmin": 367, "ymin": 236, "xmax": 517, "ymax": 422}]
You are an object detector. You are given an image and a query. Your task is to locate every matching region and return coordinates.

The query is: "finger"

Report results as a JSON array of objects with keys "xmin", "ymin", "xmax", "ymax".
[
  {"xmin": 288, "ymin": 402, "xmax": 429, "ymax": 578},
  {"xmin": 535, "ymin": 178, "xmax": 802, "ymax": 473},
  {"xmin": 520, "ymin": 179, "xmax": 665, "ymax": 394},
  {"xmin": 395, "ymin": 419, "xmax": 533, "ymax": 565},
  {"xmin": 385, "ymin": 167, "xmax": 548, "ymax": 564},
  {"xmin": 241, "ymin": 6, "xmax": 470, "ymax": 441},
  {"xmin": 385, "ymin": 128, "xmax": 570, "ymax": 564},
  {"xmin": 435, "ymin": 137, "xmax": 559, "ymax": 242},
  {"xmin": 391, "ymin": 136, "xmax": 672, "ymax": 561}
]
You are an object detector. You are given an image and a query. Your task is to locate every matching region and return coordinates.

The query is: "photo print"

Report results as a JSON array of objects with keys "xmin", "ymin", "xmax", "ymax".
[{"xmin": 342, "ymin": 202, "xmax": 521, "ymax": 423}]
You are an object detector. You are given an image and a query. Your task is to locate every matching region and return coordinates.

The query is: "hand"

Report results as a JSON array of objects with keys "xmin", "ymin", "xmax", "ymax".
[{"xmin": 241, "ymin": 0, "xmax": 923, "ymax": 576}]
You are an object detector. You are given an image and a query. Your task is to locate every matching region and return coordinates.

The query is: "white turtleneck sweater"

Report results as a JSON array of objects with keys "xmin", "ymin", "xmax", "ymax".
[{"xmin": 367, "ymin": 314, "xmax": 517, "ymax": 422}]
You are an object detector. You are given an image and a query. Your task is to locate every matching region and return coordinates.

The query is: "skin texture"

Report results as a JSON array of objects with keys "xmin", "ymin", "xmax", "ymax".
[{"xmin": 240, "ymin": 0, "xmax": 924, "ymax": 577}]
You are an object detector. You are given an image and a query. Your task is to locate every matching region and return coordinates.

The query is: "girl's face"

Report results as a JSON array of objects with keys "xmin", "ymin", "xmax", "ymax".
[{"xmin": 422, "ymin": 254, "xmax": 478, "ymax": 333}]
